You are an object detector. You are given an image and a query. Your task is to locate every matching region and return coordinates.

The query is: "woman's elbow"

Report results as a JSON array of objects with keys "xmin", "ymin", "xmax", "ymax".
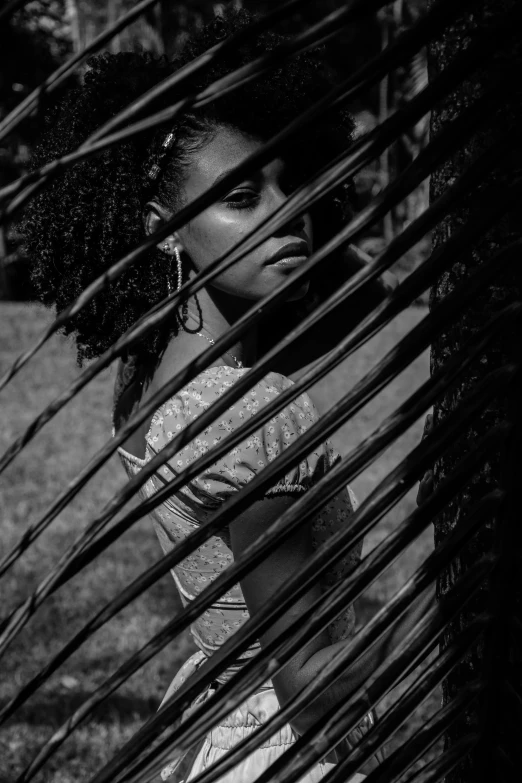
[
  {"xmin": 276, "ymin": 691, "xmax": 315, "ymax": 737},
  {"xmin": 288, "ymin": 711, "xmax": 316, "ymax": 738}
]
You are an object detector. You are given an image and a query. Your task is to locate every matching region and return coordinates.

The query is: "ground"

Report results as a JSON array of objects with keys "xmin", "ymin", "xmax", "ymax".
[{"xmin": 0, "ymin": 301, "xmax": 440, "ymax": 783}]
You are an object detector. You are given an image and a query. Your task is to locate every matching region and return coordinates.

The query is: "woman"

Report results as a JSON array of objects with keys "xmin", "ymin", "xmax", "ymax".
[{"xmin": 23, "ymin": 9, "xmax": 432, "ymax": 781}]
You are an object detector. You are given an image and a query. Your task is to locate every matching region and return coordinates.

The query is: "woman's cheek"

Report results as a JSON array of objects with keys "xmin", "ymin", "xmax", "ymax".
[
  {"xmin": 198, "ymin": 211, "xmax": 251, "ymax": 257},
  {"xmin": 185, "ymin": 207, "xmax": 270, "ymax": 283}
]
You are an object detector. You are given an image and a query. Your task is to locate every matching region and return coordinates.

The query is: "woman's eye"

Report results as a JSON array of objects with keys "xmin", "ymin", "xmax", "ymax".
[{"xmin": 224, "ymin": 190, "xmax": 259, "ymax": 209}]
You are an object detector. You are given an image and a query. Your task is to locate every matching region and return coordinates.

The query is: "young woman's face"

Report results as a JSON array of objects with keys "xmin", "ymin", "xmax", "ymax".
[{"xmin": 174, "ymin": 126, "xmax": 313, "ymax": 301}]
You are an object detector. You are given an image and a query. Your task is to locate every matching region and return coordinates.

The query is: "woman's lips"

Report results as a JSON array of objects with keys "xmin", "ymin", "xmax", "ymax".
[
  {"xmin": 265, "ymin": 240, "xmax": 310, "ymax": 267},
  {"xmin": 271, "ymin": 254, "xmax": 309, "ymax": 268}
]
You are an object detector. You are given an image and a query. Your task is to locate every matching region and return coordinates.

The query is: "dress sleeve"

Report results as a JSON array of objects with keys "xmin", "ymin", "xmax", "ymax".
[{"xmin": 145, "ymin": 366, "xmax": 338, "ymax": 510}]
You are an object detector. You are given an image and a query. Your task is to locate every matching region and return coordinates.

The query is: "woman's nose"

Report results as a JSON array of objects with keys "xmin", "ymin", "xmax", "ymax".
[
  {"xmin": 273, "ymin": 193, "xmax": 306, "ymax": 233},
  {"xmin": 288, "ymin": 208, "xmax": 306, "ymax": 233}
]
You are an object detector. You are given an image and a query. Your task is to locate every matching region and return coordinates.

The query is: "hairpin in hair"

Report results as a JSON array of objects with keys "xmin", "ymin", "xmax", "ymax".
[{"xmin": 147, "ymin": 129, "xmax": 177, "ymax": 181}]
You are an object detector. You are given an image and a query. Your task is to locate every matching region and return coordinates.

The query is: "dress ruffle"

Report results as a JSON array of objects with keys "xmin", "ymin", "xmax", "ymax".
[{"xmin": 157, "ymin": 652, "xmax": 369, "ymax": 783}]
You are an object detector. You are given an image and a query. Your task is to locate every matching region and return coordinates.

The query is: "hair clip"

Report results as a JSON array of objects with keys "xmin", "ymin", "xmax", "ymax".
[
  {"xmin": 162, "ymin": 132, "xmax": 176, "ymax": 149},
  {"xmin": 146, "ymin": 129, "xmax": 177, "ymax": 181},
  {"xmin": 147, "ymin": 163, "xmax": 161, "ymax": 180}
]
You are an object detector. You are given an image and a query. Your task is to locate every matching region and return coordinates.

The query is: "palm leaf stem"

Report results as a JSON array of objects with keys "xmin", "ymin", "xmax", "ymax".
[
  {"xmin": 1, "ymin": 230, "xmax": 518, "ymax": 664},
  {"xmin": 17, "ymin": 372, "xmax": 514, "ymax": 779},
  {"xmin": 90, "ymin": 547, "xmax": 495, "ymax": 783},
  {"xmin": 325, "ymin": 637, "xmax": 485, "ymax": 783},
  {"xmin": 0, "ymin": 0, "xmax": 469, "ymax": 212},
  {"xmin": 0, "ymin": 76, "xmax": 507, "ymax": 483}
]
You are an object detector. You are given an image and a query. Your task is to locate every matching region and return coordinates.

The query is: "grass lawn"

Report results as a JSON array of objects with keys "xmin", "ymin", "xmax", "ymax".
[{"xmin": 0, "ymin": 302, "xmax": 439, "ymax": 783}]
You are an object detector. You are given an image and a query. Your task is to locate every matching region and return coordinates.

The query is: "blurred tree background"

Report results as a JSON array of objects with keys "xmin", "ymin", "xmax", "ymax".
[{"xmin": 0, "ymin": 0, "xmax": 430, "ymax": 299}]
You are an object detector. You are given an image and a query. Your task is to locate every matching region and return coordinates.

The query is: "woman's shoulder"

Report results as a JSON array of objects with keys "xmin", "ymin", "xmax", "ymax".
[
  {"xmin": 145, "ymin": 365, "xmax": 337, "ymax": 506},
  {"xmin": 178, "ymin": 365, "xmax": 297, "ymax": 393},
  {"xmin": 145, "ymin": 365, "xmax": 332, "ymax": 485},
  {"xmin": 148, "ymin": 365, "xmax": 318, "ymax": 435}
]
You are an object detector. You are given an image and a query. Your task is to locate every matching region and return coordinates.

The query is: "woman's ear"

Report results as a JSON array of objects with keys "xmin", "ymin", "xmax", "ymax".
[
  {"xmin": 143, "ymin": 201, "xmax": 184, "ymax": 254},
  {"xmin": 143, "ymin": 200, "xmax": 171, "ymax": 238}
]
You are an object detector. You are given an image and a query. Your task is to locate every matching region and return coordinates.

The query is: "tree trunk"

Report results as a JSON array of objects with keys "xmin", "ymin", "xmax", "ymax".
[
  {"xmin": 0, "ymin": 226, "xmax": 10, "ymax": 300},
  {"xmin": 377, "ymin": 7, "xmax": 393, "ymax": 245},
  {"xmin": 65, "ymin": 0, "xmax": 81, "ymax": 54},
  {"xmin": 427, "ymin": 1, "xmax": 521, "ymax": 781},
  {"xmin": 107, "ymin": 0, "xmax": 121, "ymax": 54}
]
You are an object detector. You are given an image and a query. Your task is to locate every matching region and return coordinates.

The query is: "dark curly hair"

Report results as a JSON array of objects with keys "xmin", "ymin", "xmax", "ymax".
[{"xmin": 22, "ymin": 8, "xmax": 357, "ymax": 370}]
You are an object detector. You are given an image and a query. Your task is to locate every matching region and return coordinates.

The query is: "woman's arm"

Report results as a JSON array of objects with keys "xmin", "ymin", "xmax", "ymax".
[
  {"xmin": 290, "ymin": 587, "xmax": 434, "ymax": 736},
  {"xmin": 229, "ymin": 494, "xmax": 434, "ymax": 739}
]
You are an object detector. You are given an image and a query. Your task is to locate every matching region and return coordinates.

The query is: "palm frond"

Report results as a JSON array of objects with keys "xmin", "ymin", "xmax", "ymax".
[
  {"xmin": 1, "ymin": 0, "xmax": 520, "ymax": 780},
  {"xmin": 0, "ymin": 0, "xmax": 473, "ymax": 388}
]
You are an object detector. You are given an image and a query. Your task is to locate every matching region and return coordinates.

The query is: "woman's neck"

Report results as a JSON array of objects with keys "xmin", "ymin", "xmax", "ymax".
[{"xmin": 185, "ymin": 285, "xmax": 259, "ymax": 368}]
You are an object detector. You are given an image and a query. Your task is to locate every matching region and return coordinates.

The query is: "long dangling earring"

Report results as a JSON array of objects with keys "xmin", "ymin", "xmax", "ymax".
[
  {"xmin": 174, "ymin": 247, "xmax": 183, "ymax": 292},
  {"xmin": 174, "ymin": 246, "xmax": 188, "ymax": 329},
  {"xmin": 164, "ymin": 244, "xmax": 184, "ymax": 328},
  {"xmin": 164, "ymin": 243, "xmax": 173, "ymax": 296},
  {"xmin": 169, "ymin": 245, "xmax": 204, "ymax": 333}
]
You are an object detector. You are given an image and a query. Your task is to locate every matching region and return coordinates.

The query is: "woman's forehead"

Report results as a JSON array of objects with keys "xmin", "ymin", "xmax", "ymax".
[{"xmin": 182, "ymin": 126, "xmax": 286, "ymax": 192}]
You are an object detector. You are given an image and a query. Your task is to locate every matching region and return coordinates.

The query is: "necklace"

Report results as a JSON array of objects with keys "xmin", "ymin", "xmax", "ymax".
[
  {"xmin": 194, "ymin": 329, "xmax": 244, "ymax": 369},
  {"xmin": 184, "ymin": 309, "xmax": 244, "ymax": 369}
]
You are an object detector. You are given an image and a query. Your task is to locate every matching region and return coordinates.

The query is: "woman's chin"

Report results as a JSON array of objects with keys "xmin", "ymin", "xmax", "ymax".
[{"xmin": 284, "ymin": 278, "xmax": 311, "ymax": 301}]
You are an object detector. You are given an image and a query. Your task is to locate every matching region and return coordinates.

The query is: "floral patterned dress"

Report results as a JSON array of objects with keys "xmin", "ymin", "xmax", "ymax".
[{"xmin": 116, "ymin": 366, "xmax": 372, "ymax": 783}]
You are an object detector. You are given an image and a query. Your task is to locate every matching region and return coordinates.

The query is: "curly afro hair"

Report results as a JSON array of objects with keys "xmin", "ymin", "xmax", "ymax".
[{"xmin": 22, "ymin": 8, "xmax": 357, "ymax": 369}]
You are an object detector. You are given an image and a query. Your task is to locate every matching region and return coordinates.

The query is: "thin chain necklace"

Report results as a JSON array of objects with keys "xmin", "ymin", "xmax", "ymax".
[
  {"xmin": 195, "ymin": 330, "xmax": 244, "ymax": 369},
  {"xmin": 185, "ymin": 313, "xmax": 244, "ymax": 369}
]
